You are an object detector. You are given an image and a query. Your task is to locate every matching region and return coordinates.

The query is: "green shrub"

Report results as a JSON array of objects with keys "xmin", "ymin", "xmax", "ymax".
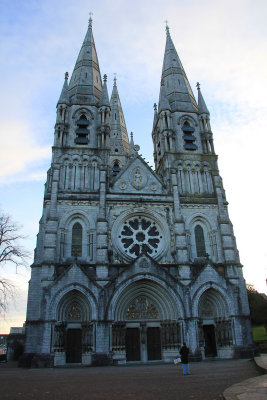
[{"xmin": 253, "ymin": 325, "xmax": 267, "ymax": 342}]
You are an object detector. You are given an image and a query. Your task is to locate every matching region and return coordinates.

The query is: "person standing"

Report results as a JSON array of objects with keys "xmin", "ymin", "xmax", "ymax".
[{"xmin": 180, "ymin": 342, "xmax": 190, "ymax": 375}]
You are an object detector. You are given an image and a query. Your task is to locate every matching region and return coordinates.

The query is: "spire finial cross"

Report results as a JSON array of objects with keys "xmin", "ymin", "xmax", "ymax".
[
  {"xmin": 114, "ymin": 73, "xmax": 117, "ymax": 85},
  {"xmin": 196, "ymin": 82, "xmax": 200, "ymax": 90},
  {"xmin": 88, "ymin": 12, "xmax": 93, "ymax": 28},
  {"xmin": 165, "ymin": 20, "xmax": 170, "ymax": 34}
]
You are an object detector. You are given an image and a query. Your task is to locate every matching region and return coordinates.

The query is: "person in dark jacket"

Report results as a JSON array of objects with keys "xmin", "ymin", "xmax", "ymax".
[{"xmin": 179, "ymin": 342, "xmax": 190, "ymax": 375}]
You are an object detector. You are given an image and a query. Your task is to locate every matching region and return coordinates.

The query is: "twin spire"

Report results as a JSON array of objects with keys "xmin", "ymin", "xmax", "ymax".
[
  {"xmin": 157, "ymin": 22, "xmax": 209, "ymax": 116},
  {"xmin": 68, "ymin": 16, "xmax": 102, "ymax": 104},
  {"xmin": 58, "ymin": 18, "xmax": 210, "ymax": 136},
  {"xmin": 160, "ymin": 23, "xmax": 198, "ymax": 113}
]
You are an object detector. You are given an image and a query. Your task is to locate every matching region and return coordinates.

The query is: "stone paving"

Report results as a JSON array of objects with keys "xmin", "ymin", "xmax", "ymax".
[
  {"xmin": 0, "ymin": 359, "xmax": 260, "ymax": 400},
  {"xmin": 223, "ymin": 355, "xmax": 267, "ymax": 400}
]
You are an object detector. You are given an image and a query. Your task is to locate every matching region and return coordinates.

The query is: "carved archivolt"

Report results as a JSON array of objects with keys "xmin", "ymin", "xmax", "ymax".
[
  {"xmin": 112, "ymin": 278, "xmax": 182, "ymax": 321},
  {"xmin": 198, "ymin": 289, "xmax": 229, "ymax": 319},
  {"xmin": 57, "ymin": 289, "xmax": 91, "ymax": 322}
]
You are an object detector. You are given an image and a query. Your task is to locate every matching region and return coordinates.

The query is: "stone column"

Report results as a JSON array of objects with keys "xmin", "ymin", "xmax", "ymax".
[{"xmin": 96, "ymin": 167, "xmax": 109, "ymax": 280}]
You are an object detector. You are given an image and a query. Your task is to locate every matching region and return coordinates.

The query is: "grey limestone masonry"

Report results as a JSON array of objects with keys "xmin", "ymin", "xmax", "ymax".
[{"xmin": 21, "ymin": 19, "xmax": 255, "ymax": 368}]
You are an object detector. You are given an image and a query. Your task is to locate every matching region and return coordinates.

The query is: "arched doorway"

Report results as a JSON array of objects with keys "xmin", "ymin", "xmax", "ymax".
[
  {"xmin": 112, "ymin": 279, "xmax": 182, "ymax": 363},
  {"xmin": 54, "ymin": 290, "xmax": 93, "ymax": 364},
  {"xmin": 124, "ymin": 295, "xmax": 161, "ymax": 361},
  {"xmin": 198, "ymin": 288, "xmax": 232, "ymax": 358}
]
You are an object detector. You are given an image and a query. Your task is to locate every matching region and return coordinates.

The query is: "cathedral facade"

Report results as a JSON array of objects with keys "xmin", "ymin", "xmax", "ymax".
[{"xmin": 24, "ymin": 19, "xmax": 254, "ymax": 367}]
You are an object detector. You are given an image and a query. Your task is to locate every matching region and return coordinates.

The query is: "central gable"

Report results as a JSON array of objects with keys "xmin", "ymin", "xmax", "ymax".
[{"xmin": 110, "ymin": 156, "xmax": 165, "ymax": 194}]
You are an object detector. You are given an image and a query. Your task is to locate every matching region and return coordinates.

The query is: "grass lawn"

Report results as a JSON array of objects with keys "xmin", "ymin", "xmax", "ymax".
[{"xmin": 253, "ymin": 325, "xmax": 267, "ymax": 341}]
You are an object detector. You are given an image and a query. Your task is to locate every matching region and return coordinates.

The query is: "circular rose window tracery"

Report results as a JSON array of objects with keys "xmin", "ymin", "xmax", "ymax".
[{"xmin": 118, "ymin": 216, "xmax": 163, "ymax": 258}]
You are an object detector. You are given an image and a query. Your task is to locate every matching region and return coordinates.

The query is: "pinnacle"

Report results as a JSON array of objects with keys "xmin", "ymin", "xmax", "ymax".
[
  {"xmin": 110, "ymin": 77, "xmax": 130, "ymax": 154},
  {"xmin": 57, "ymin": 72, "xmax": 69, "ymax": 105},
  {"xmin": 197, "ymin": 82, "xmax": 210, "ymax": 114},
  {"xmin": 99, "ymin": 74, "xmax": 110, "ymax": 107}
]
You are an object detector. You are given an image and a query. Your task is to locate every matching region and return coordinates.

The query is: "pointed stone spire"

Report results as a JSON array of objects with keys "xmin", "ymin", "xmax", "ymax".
[
  {"xmin": 158, "ymin": 81, "xmax": 171, "ymax": 112},
  {"xmin": 161, "ymin": 24, "xmax": 198, "ymax": 112},
  {"xmin": 110, "ymin": 76, "xmax": 130, "ymax": 153},
  {"xmin": 197, "ymin": 82, "xmax": 210, "ymax": 114},
  {"xmin": 57, "ymin": 72, "xmax": 69, "ymax": 105},
  {"xmin": 99, "ymin": 74, "xmax": 110, "ymax": 107},
  {"xmin": 68, "ymin": 16, "xmax": 102, "ymax": 104}
]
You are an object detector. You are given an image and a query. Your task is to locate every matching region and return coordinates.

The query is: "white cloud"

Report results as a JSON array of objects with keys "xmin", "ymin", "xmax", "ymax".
[{"xmin": 0, "ymin": 121, "xmax": 50, "ymax": 183}]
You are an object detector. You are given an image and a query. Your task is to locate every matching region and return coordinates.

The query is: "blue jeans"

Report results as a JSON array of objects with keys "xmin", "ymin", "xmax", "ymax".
[{"xmin": 182, "ymin": 363, "xmax": 190, "ymax": 375}]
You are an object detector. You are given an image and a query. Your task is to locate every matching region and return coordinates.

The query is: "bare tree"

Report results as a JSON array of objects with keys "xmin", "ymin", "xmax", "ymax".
[
  {"xmin": 0, "ymin": 279, "xmax": 15, "ymax": 312},
  {"xmin": 0, "ymin": 212, "xmax": 30, "ymax": 312}
]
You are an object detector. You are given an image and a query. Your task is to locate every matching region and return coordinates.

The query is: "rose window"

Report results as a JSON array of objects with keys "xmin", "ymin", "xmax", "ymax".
[{"xmin": 118, "ymin": 217, "xmax": 163, "ymax": 258}]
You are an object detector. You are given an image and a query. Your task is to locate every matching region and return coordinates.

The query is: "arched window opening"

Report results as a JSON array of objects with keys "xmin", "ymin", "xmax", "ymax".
[
  {"xmin": 75, "ymin": 114, "xmax": 89, "ymax": 145},
  {"xmin": 182, "ymin": 120, "xmax": 197, "ymax": 151},
  {"xmin": 157, "ymin": 141, "xmax": 161, "ymax": 156},
  {"xmin": 164, "ymin": 113, "xmax": 168, "ymax": 128},
  {"xmin": 112, "ymin": 161, "xmax": 120, "ymax": 176},
  {"xmin": 72, "ymin": 222, "xmax": 82, "ymax": 257},
  {"xmin": 167, "ymin": 135, "xmax": 170, "ymax": 150},
  {"xmin": 195, "ymin": 225, "xmax": 206, "ymax": 257}
]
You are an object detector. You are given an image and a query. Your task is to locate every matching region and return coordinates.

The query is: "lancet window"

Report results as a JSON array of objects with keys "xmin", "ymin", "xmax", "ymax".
[
  {"xmin": 71, "ymin": 222, "xmax": 82, "ymax": 257},
  {"xmin": 195, "ymin": 225, "xmax": 206, "ymax": 257}
]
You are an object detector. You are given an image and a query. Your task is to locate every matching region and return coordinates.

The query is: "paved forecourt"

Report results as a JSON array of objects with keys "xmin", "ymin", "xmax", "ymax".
[
  {"xmin": 0, "ymin": 359, "xmax": 260, "ymax": 400},
  {"xmin": 224, "ymin": 355, "xmax": 267, "ymax": 400}
]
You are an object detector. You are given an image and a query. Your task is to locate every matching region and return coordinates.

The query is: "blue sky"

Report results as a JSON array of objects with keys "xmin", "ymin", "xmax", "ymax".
[{"xmin": 0, "ymin": 0, "xmax": 267, "ymax": 332}]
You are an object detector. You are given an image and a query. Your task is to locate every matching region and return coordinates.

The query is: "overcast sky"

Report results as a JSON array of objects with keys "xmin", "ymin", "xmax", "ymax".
[{"xmin": 0, "ymin": 0, "xmax": 267, "ymax": 333}]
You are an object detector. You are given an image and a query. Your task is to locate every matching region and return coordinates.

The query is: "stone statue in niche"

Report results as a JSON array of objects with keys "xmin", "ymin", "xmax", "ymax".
[
  {"xmin": 134, "ymin": 168, "xmax": 142, "ymax": 186},
  {"xmin": 130, "ymin": 167, "xmax": 147, "ymax": 190}
]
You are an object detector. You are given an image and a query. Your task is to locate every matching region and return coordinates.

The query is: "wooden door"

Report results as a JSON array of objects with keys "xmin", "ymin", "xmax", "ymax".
[
  {"xmin": 126, "ymin": 328, "xmax": 140, "ymax": 361},
  {"xmin": 203, "ymin": 325, "xmax": 217, "ymax": 357},
  {"xmin": 147, "ymin": 327, "xmax": 161, "ymax": 360},
  {"xmin": 66, "ymin": 329, "xmax": 82, "ymax": 363}
]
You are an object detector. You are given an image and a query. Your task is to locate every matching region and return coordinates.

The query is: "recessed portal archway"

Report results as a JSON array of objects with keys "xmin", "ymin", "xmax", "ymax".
[
  {"xmin": 54, "ymin": 290, "xmax": 93, "ymax": 363},
  {"xmin": 198, "ymin": 288, "xmax": 232, "ymax": 357},
  {"xmin": 112, "ymin": 279, "xmax": 182, "ymax": 362}
]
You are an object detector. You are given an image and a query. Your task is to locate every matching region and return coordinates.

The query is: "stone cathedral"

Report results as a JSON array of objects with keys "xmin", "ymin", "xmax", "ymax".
[{"xmin": 24, "ymin": 19, "xmax": 254, "ymax": 367}]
